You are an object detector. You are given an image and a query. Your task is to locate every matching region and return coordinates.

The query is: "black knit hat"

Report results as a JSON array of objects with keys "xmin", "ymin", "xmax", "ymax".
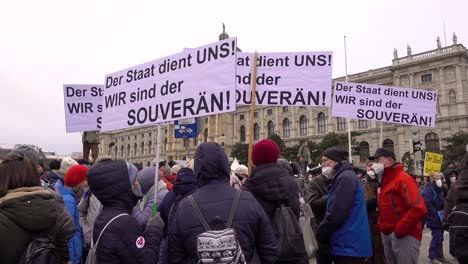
[{"xmin": 321, "ymin": 147, "xmax": 349, "ymax": 162}]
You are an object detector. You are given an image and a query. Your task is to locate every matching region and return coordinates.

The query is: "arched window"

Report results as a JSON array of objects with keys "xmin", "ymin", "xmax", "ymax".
[
  {"xmin": 193, "ymin": 137, "xmax": 198, "ymax": 146},
  {"xmin": 336, "ymin": 117, "xmax": 347, "ymax": 131},
  {"xmin": 283, "ymin": 118, "xmax": 291, "ymax": 138},
  {"xmin": 163, "ymin": 138, "xmax": 167, "ymax": 151},
  {"xmin": 148, "ymin": 141, "xmax": 152, "ymax": 154},
  {"xmin": 127, "ymin": 144, "xmax": 130, "ymax": 157},
  {"xmin": 134, "ymin": 143, "xmax": 138, "ymax": 156},
  {"xmin": 240, "ymin": 125, "xmax": 246, "ymax": 143},
  {"xmin": 141, "ymin": 142, "xmax": 144, "ymax": 155},
  {"xmin": 120, "ymin": 145, "xmax": 124, "ymax": 158},
  {"xmin": 359, "ymin": 141, "xmax": 370, "ymax": 163},
  {"xmin": 204, "ymin": 128, "xmax": 208, "ymax": 142},
  {"xmin": 449, "ymin": 90, "xmax": 456, "ymax": 104},
  {"xmin": 299, "ymin": 115, "xmax": 308, "ymax": 136},
  {"xmin": 425, "ymin": 132, "xmax": 440, "ymax": 152},
  {"xmin": 267, "ymin": 121, "xmax": 275, "ymax": 137},
  {"xmin": 358, "ymin": 119, "xmax": 369, "ymax": 128},
  {"xmin": 317, "ymin": 112, "xmax": 327, "ymax": 133},
  {"xmin": 254, "ymin": 123, "xmax": 260, "ymax": 141},
  {"xmin": 114, "ymin": 146, "xmax": 118, "ymax": 158},
  {"xmin": 383, "ymin": 139, "xmax": 394, "ymax": 153}
]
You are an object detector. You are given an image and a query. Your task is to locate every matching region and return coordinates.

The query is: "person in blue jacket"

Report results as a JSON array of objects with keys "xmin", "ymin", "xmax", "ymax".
[
  {"xmin": 316, "ymin": 147, "xmax": 372, "ymax": 264},
  {"xmin": 422, "ymin": 172, "xmax": 450, "ymax": 264},
  {"xmin": 58, "ymin": 164, "xmax": 88, "ymax": 264}
]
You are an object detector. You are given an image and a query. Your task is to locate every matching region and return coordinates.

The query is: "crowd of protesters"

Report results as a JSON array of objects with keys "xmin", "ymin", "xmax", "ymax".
[{"xmin": 1, "ymin": 139, "xmax": 467, "ymax": 264}]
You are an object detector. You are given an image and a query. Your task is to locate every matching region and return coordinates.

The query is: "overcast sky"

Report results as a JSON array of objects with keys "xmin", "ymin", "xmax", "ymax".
[{"xmin": 1, "ymin": 0, "xmax": 467, "ymax": 155}]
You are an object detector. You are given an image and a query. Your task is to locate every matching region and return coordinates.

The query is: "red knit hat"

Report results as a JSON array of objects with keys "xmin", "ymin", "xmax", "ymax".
[
  {"xmin": 65, "ymin": 165, "xmax": 88, "ymax": 187},
  {"xmin": 251, "ymin": 139, "xmax": 280, "ymax": 166}
]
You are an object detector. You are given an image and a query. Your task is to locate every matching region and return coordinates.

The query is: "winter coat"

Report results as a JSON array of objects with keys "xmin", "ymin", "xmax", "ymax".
[
  {"xmin": 87, "ymin": 160, "xmax": 163, "ymax": 264},
  {"xmin": 244, "ymin": 163, "xmax": 301, "ymax": 220},
  {"xmin": 168, "ymin": 142, "xmax": 277, "ymax": 264},
  {"xmin": 132, "ymin": 165, "xmax": 169, "ymax": 229},
  {"xmin": 0, "ymin": 186, "xmax": 75, "ymax": 264},
  {"xmin": 159, "ymin": 168, "xmax": 198, "ymax": 232},
  {"xmin": 422, "ymin": 182, "xmax": 445, "ymax": 229},
  {"xmin": 443, "ymin": 182, "xmax": 458, "ymax": 230},
  {"xmin": 158, "ymin": 168, "xmax": 198, "ymax": 264},
  {"xmin": 78, "ymin": 192, "xmax": 102, "ymax": 247},
  {"xmin": 378, "ymin": 163, "xmax": 427, "ymax": 240},
  {"xmin": 58, "ymin": 185, "xmax": 82, "ymax": 264},
  {"xmin": 316, "ymin": 161, "xmax": 372, "ymax": 257},
  {"xmin": 306, "ymin": 174, "xmax": 330, "ymax": 225},
  {"xmin": 132, "ymin": 180, "xmax": 168, "ymax": 229}
]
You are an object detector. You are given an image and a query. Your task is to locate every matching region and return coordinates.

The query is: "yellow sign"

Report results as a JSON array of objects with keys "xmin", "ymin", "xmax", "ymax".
[{"xmin": 424, "ymin": 152, "xmax": 444, "ymax": 176}]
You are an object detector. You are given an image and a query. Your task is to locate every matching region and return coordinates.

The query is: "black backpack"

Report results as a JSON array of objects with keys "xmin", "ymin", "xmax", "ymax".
[
  {"xmin": 272, "ymin": 204, "xmax": 307, "ymax": 262},
  {"xmin": 448, "ymin": 203, "xmax": 468, "ymax": 260},
  {"xmin": 19, "ymin": 234, "xmax": 60, "ymax": 264}
]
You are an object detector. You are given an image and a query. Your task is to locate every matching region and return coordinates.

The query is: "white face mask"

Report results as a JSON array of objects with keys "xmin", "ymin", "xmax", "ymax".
[
  {"xmin": 367, "ymin": 170, "xmax": 376, "ymax": 179},
  {"xmin": 450, "ymin": 176, "xmax": 457, "ymax": 183},
  {"xmin": 372, "ymin": 163, "xmax": 385, "ymax": 176},
  {"xmin": 435, "ymin": 179, "xmax": 443, "ymax": 188},
  {"xmin": 322, "ymin": 167, "xmax": 332, "ymax": 179}
]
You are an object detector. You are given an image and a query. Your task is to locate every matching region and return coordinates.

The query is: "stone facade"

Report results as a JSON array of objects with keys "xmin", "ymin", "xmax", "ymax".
[{"xmin": 100, "ymin": 42, "xmax": 468, "ymax": 167}]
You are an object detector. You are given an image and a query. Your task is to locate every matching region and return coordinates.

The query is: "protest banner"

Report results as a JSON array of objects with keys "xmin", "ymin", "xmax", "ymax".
[
  {"xmin": 424, "ymin": 152, "xmax": 443, "ymax": 175},
  {"xmin": 332, "ymin": 81, "xmax": 437, "ymax": 127},
  {"xmin": 63, "ymin": 84, "xmax": 103, "ymax": 132},
  {"xmin": 236, "ymin": 52, "xmax": 333, "ymax": 106},
  {"xmin": 101, "ymin": 38, "xmax": 237, "ymax": 132}
]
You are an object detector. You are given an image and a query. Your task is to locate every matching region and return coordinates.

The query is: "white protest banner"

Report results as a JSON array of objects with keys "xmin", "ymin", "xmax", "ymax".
[
  {"xmin": 236, "ymin": 52, "xmax": 333, "ymax": 106},
  {"xmin": 101, "ymin": 38, "xmax": 237, "ymax": 132},
  {"xmin": 63, "ymin": 84, "xmax": 103, "ymax": 132},
  {"xmin": 332, "ymin": 81, "xmax": 437, "ymax": 127}
]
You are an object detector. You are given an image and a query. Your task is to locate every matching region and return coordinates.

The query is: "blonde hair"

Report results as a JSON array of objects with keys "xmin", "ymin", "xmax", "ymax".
[{"xmin": 430, "ymin": 172, "xmax": 442, "ymax": 182}]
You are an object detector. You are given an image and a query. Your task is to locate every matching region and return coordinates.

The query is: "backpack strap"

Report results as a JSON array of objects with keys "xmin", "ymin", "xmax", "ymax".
[
  {"xmin": 188, "ymin": 195, "xmax": 211, "ymax": 231},
  {"xmin": 226, "ymin": 189, "xmax": 241, "ymax": 228},
  {"xmin": 168, "ymin": 194, "xmax": 182, "ymax": 220},
  {"xmin": 91, "ymin": 213, "xmax": 128, "ymax": 248}
]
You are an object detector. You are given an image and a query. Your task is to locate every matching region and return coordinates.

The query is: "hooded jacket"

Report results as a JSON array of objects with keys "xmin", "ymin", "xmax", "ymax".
[
  {"xmin": 0, "ymin": 187, "xmax": 75, "ymax": 264},
  {"xmin": 377, "ymin": 163, "xmax": 427, "ymax": 240},
  {"xmin": 159, "ymin": 167, "xmax": 198, "ymax": 231},
  {"xmin": 158, "ymin": 168, "xmax": 198, "ymax": 264},
  {"xmin": 168, "ymin": 142, "xmax": 277, "ymax": 264},
  {"xmin": 132, "ymin": 166, "xmax": 168, "ymax": 229},
  {"xmin": 244, "ymin": 163, "xmax": 301, "ymax": 220},
  {"xmin": 88, "ymin": 160, "xmax": 163, "ymax": 264}
]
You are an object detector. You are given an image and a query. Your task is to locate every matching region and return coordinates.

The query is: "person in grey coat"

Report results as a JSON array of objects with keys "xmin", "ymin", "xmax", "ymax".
[{"xmin": 132, "ymin": 166, "xmax": 169, "ymax": 229}]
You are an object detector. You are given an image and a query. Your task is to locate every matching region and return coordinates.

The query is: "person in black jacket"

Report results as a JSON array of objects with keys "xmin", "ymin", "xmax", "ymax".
[
  {"xmin": 244, "ymin": 139, "xmax": 301, "ymax": 220},
  {"xmin": 306, "ymin": 166, "xmax": 333, "ymax": 264},
  {"xmin": 168, "ymin": 142, "xmax": 277, "ymax": 264},
  {"xmin": 158, "ymin": 167, "xmax": 198, "ymax": 264},
  {"xmin": 244, "ymin": 139, "xmax": 306, "ymax": 264},
  {"xmin": 87, "ymin": 160, "xmax": 164, "ymax": 264}
]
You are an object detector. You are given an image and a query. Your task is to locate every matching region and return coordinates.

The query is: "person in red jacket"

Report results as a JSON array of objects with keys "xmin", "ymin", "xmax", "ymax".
[{"xmin": 368, "ymin": 148, "xmax": 427, "ymax": 264}]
